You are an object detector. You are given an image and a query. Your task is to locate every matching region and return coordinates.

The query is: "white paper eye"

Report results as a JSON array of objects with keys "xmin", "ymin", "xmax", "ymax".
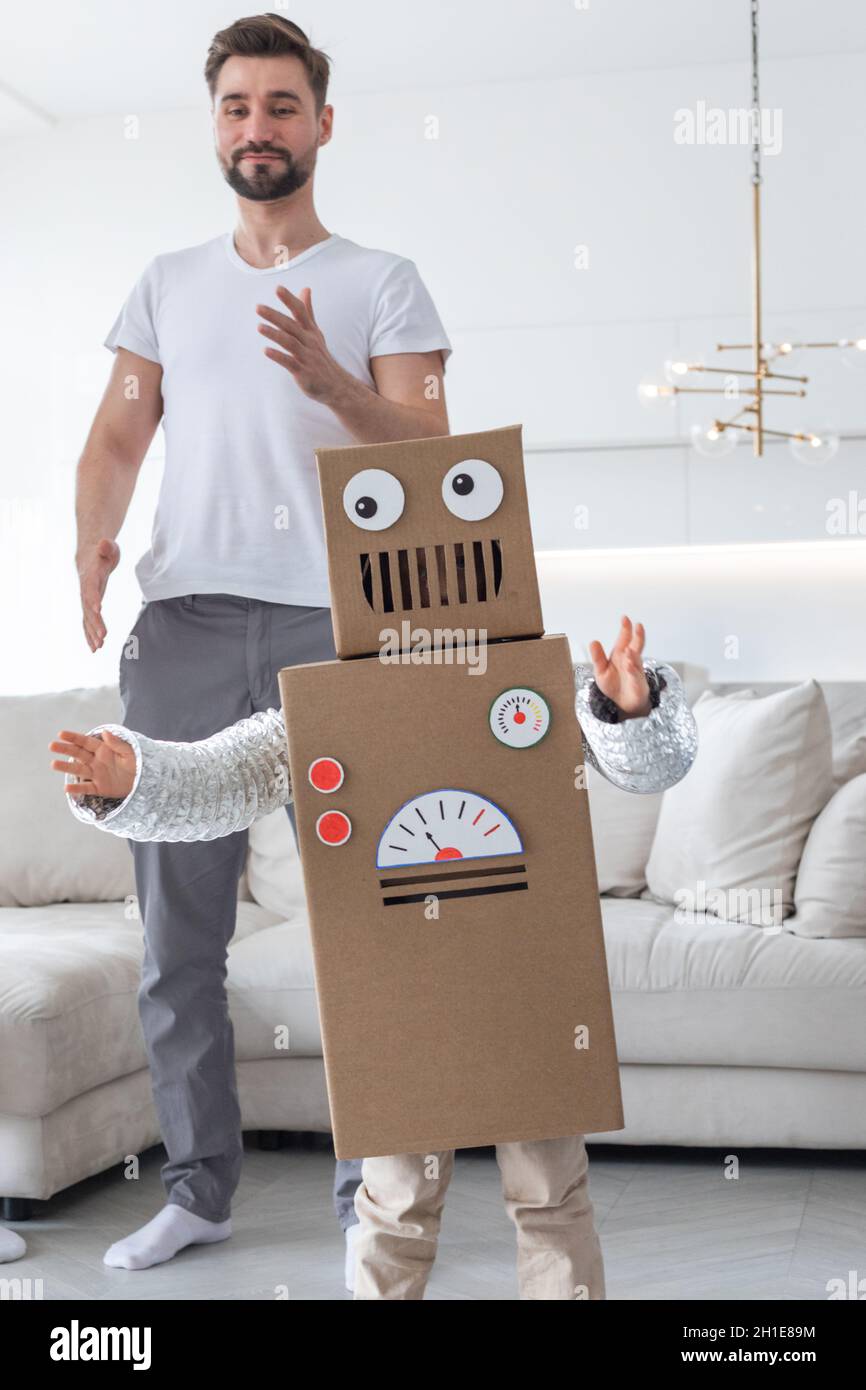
[
  {"xmin": 441, "ymin": 458, "xmax": 503, "ymax": 521},
  {"xmin": 342, "ymin": 468, "xmax": 405, "ymax": 531}
]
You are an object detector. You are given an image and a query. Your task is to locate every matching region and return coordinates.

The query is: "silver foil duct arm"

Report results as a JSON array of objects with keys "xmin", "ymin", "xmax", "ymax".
[
  {"xmin": 573, "ymin": 659, "xmax": 699, "ymax": 794},
  {"xmin": 63, "ymin": 660, "xmax": 698, "ymax": 840},
  {"xmin": 65, "ymin": 707, "xmax": 291, "ymax": 842}
]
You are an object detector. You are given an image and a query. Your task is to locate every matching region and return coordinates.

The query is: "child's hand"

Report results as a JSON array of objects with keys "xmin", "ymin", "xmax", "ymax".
[
  {"xmin": 49, "ymin": 729, "xmax": 136, "ymax": 800},
  {"xmin": 587, "ymin": 615, "xmax": 652, "ymax": 719}
]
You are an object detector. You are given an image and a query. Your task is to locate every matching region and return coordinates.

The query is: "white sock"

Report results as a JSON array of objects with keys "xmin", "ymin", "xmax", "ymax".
[
  {"xmin": 0, "ymin": 1226, "xmax": 26, "ymax": 1263},
  {"xmin": 344, "ymin": 1221, "xmax": 361, "ymax": 1292},
  {"xmin": 103, "ymin": 1203, "xmax": 232, "ymax": 1270}
]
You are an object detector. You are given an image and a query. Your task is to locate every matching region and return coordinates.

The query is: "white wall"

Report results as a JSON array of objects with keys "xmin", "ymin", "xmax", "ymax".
[
  {"xmin": 539, "ymin": 539, "xmax": 866, "ymax": 682},
  {"xmin": 1, "ymin": 42, "xmax": 864, "ymax": 694}
]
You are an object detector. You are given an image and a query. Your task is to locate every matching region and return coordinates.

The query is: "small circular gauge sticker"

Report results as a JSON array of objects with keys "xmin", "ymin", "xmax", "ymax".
[
  {"xmin": 308, "ymin": 756, "xmax": 345, "ymax": 793},
  {"xmin": 316, "ymin": 810, "xmax": 352, "ymax": 846},
  {"xmin": 489, "ymin": 687, "xmax": 551, "ymax": 749}
]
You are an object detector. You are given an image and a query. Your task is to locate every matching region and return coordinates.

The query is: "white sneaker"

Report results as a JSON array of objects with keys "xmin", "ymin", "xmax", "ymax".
[{"xmin": 344, "ymin": 1222, "xmax": 361, "ymax": 1292}]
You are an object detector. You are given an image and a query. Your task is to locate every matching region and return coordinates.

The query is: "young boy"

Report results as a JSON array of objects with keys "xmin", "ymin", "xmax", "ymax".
[{"xmin": 50, "ymin": 617, "xmax": 698, "ymax": 1299}]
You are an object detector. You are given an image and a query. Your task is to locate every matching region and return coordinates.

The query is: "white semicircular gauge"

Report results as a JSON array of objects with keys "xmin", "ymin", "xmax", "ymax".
[
  {"xmin": 376, "ymin": 789, "xmax": 522, "ymax": 869},
  {"xmin": 489, "ymin": 687, "xmax": 551, "ymax": 749}
]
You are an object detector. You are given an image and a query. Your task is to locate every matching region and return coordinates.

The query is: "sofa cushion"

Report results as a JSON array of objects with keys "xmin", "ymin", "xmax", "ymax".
[
  {"xmin": 709, "ymin": 680, "xmax": 866, "ymax": 790},
  {"xmin": 246, "ymin": 806, "xmax": 309, "ymax": 917},
  {"xmin": 228, "ymin": 919, "xmax": 322, "ymax": 1057},
  {"xmin": 602, "ymin": 895, "xmax": 866, "ymax": 1071},
  {"xmin": 586, "ymin": 764, "xmax": 663, "ymax": 896},
  {"xmin": 0, "ymin": 899, "xmax": 285, "ymax": 1116},
  {"xmin": 823, "ymin": 683, "xmax": 866, "ymax": 788},
  {"xmin": 788, "ymin": 773, "xmax": 866, "ymax": 938},
  {"xmin": 642, "ymin": 681, "xmax": 834, "ymax": 926},
  {"xmin": 0, "ymin": 687, "xmax": 137, "ymax": 906}
]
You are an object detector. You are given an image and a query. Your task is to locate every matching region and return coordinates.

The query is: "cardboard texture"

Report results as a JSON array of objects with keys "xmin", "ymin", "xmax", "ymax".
[
  {"xmin": 278, "ymin": 423, "xmax": 625, "ymax": 1159},
  {"xmin": 316, "ymin": 423, "xmax": 544, "ymax": 659}
]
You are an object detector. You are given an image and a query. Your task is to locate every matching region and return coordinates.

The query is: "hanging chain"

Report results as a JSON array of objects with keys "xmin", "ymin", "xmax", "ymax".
[{"xmin": 751, "ymin": 0, "xmax": 761, "ymax": 186}]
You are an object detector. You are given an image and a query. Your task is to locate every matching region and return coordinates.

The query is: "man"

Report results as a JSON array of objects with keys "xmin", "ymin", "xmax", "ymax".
[{"xmin": 75, "ymin": 13, "xmax": 451, "ymax": 1281}]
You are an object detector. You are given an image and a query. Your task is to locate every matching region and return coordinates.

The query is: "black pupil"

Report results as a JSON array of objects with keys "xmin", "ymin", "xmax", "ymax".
[
  {"xmin": 452, "ymin": 473, "xmax": 474, "ymax": 496},
  {"xmin": 355, "ymin": 496, "xmax": 377, "ymax": 518}
]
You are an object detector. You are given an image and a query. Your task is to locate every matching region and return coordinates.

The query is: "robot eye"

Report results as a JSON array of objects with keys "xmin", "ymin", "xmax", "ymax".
[
  {"xmin": 442, "ymin": 458, "xmax": 503, "ymax": 522},
  {"xmin": 342, "ymin": 469, "xmax": 405, "ymax": 531}
]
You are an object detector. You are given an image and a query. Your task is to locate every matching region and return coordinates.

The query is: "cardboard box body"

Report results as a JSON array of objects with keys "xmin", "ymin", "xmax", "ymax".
[{"xmin": 279, "ymin": 634, "xmax": 625, "ymax": 1158}]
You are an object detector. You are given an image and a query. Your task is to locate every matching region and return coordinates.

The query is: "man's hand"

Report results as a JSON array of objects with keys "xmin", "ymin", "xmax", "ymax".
[
  {"xmin": 49, "ymin": 728, "xmax": 136, "ymax": 800},
  {"xmin": 77, "ymin": 539, "xmax": 120, "ymax": 652},
  {"xmin": 588, "ymin": 615, "xmax": 653, "ymax": 719},
  {"xmin": 256, "ymin": 286, "xmax": 351, "ymax": 405}
]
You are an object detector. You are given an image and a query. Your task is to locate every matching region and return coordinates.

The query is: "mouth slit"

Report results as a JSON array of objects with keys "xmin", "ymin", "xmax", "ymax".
[
  {"xmin": 472, "ymin": 540, "xmax": 487, "ymax": 602},
  {"xmin": 434, "ymin": 544, "xmax": 449, "ymax": 605},
  {"xmin": 491, "ymin": 538, "xmax": 503, "ymax": 595},
  {"xmin": 454, "ymin": 543, "xmax": 467, "ymax": 603},
  {"xmin": 378, "ymin": 550, "xmax": 394, "ymax": 612},
  {"xmin": 396, "ymin": 548, "xmax": 413, "ymax": 609},
  {"xmin": 359, "ymin": 552, "xmax": 373, "ymax": 607},
  {"xmin": 415, "ymin": 546, "xmax": 430, "ymax": 607}
]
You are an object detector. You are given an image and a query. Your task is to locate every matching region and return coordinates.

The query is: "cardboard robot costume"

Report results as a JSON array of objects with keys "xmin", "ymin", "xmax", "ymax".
[{"xmin": 69, "ymin": 424, "xmax": 698, "ymax": 1159}]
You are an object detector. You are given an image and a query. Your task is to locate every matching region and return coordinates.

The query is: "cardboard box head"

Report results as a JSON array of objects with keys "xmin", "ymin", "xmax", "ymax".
[{"xmin": 314, "ymin": 423, "xmax": 544, "ymax": 659}]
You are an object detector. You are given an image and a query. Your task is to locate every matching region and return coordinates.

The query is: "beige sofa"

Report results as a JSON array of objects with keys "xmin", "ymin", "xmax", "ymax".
[{"xmin": 1, "ymin": 668, "xmax": 864, "ymax": 1216}]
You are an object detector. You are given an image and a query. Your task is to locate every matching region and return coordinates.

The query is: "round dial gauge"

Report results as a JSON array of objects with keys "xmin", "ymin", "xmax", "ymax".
[
  {"xmin": 489, "ymin": 687, "xmax": 551, "ymax": 749},
  {"xmin": 376, "ymin": 789, "xmax": 522, "ymax": 869}
]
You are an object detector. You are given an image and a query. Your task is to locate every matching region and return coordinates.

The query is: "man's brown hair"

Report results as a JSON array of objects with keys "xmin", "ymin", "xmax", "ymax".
[{"xmin": 204, "ymin": 13, "xmax": 332, "ymax": 113}]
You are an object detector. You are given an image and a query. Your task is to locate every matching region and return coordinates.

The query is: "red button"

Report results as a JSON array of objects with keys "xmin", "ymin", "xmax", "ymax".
[
  {"xmin": 316, "ymin": 810, "xmax": 352, "ymax": 846},
  {"xmin": 308, "ymin": 756, "xmax": 345, "ymax": 793}
]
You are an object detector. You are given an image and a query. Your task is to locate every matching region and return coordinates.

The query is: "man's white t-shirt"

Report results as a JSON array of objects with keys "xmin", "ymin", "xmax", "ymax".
[{"xmin": 104, "ymin": 231, "xmax": 453, "ymax": 607}]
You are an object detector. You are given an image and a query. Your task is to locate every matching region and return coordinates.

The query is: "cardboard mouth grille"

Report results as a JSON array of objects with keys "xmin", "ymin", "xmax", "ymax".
[
  {"xmin": 378, "ymin": 863, "xmax": 528, "ymax": 907},
  {"xmin": 359, "ymin": 538, "xmax": 503, "ymax": 613}
]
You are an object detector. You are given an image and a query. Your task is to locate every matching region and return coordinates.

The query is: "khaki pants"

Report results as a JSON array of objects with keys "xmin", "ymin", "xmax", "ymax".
[{"xmin": 353, "ymin": 1135, "xmax": 605, "ymax": 1300}]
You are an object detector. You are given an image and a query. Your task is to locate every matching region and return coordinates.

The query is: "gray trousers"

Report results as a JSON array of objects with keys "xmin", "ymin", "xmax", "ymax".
[{"xmin": 119, "ymin": 593, "xmax": 363, "ymax": 1227}]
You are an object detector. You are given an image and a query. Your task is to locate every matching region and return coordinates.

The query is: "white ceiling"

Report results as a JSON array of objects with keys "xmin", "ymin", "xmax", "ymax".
[{"xmin": 2, "ymin": 0, "xmax": 866, "ymax": 132}]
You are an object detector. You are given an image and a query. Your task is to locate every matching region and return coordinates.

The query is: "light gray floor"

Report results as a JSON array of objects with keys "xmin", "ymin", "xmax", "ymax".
[{"xmin": 7, "ymin": 1138, "xmax": 864, "ymax": 1300}]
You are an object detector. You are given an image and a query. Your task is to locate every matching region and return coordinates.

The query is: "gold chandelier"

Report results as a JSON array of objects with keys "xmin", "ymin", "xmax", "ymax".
[{"xmin": 639, "ymin": 0, "xmax": 865, "ymax": 461}]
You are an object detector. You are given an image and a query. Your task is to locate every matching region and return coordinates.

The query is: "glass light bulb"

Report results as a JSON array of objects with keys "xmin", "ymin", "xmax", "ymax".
[
  {"xmin": 840, "ymin": 333, "xmax": 866, "ymax": 371},
  {"xmin": 763, "ymin": 325, "xmax": 803, "ymax": 370},
  {"xmin": 788, "ymin": 430, "xmax": 840, "ymax": 466},
  {"xmin": 637, "ymin": 380, "xmax": 677, "ymax": 410},
  {"xmin": 689, "ymin": 422, "xmax": 740, "ymax": 457},
  {"xmin": 663, "ymin": 355, "xmax": 703, "ymax": 385}
]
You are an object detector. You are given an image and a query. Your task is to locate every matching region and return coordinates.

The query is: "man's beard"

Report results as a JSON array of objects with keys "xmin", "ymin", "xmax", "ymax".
[{"xmin": 220, "ymin": 142, "xmax": 316, "ymax": 202}]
